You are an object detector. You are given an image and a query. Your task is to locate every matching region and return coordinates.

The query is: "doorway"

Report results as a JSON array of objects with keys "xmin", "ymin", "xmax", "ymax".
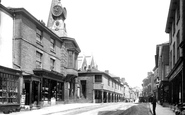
[
  {"xmin": 81, "ymin": 80, "xmax": 86, "ymax": 98},
  {"xmin": 32, "ymin": 81, "xmax": 39, "ymax": 105},
  {"xmin": 24, "ymin": 81, "xmax": 39, "ymax": 105}
]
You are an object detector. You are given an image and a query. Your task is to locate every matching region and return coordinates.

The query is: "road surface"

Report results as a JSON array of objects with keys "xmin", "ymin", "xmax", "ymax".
[{"xmin": 47, "ymin": 102, "xmax": 137, "ymax": 115}]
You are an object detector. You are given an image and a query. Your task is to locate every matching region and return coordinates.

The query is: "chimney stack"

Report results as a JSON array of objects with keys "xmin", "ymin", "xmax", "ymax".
[{"xmin": 105, "ymin": 70, "xmax": 109, "ymax": 74}]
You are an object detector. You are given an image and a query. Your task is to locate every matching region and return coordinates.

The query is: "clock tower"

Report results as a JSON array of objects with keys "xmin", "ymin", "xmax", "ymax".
[{"xmin": 47, "ymin": 0, "xmax": 67, "ymax": 37}]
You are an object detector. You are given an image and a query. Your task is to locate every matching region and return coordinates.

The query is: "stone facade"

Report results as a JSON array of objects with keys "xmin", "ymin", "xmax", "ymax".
[
  {"xmin": 0, "ymin": 2, "xmax": 81, "ymax": 108},
  {"xmin": 165, "ymin": 0, "xmax": 184, "ymax": 104}
]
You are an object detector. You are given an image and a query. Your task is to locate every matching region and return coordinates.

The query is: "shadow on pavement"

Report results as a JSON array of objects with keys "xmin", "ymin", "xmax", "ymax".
[
  {"xmin": 98, "ymin": 110, "xmax": 125, "ymax": 115},
  {"xmin": 98, "ymin": 103, "xmax": 151, "ymax": 115}
]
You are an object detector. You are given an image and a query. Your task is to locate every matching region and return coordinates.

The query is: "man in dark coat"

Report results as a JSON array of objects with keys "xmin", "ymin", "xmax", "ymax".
[{"xmin": 151, "ymin": 95, "xmax": 157, "ymax": 115}]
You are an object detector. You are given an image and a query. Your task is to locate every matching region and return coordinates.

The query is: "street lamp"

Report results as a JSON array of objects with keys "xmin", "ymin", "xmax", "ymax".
[{"xmin": 101, "ymin": 84, "xmax": 104, "ymax": 103}]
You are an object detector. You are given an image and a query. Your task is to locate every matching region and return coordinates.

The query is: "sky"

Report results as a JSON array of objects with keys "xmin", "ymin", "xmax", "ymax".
[{"xmin": 2, "ymin": 0, "xmax": 170, "ymax": 88}]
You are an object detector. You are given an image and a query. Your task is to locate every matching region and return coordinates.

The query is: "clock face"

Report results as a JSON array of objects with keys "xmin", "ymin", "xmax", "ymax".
[{"xmin": 52, "ymin": 5, "xmax": 63, "ymax": 17}]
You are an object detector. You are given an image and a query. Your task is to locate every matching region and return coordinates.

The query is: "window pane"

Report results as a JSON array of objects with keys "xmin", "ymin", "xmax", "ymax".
[
  {"xmin": 50, "ymin": 58, "xmax": 55, "ymax": 70},
  {"xmin": 36, "ymin": 28, "xmax": 42, "ymax": 43},
  {"xmin": 95, "ymin": 75, "xmax": 102, "ymax": 82},
  {"xmin": 50, "ymin": 38, "xmax": 55, "ymax": 50},
  {"xmin": 68, "ymin": 51, "xmax": 73, "ymax": 68}
]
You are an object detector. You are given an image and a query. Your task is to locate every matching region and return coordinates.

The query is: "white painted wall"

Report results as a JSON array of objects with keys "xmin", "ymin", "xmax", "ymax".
[{"xmin": 0, "ymin": 11, "xmax": 13, "ymax": 68}]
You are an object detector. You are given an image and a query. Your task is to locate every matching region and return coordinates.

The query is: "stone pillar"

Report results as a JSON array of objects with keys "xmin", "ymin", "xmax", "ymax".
[
  {"xmin": 29, "ymin": 80, "xmax": 32, "ymax": 106},
  {"xmin": 112, "ymin": 93, "xmax": 115, "ymax": 102},
  {"xmin": 93, "ymin": 90, "xmax": 95, "ymax": 103},
  {"xmin": 102, "ymin": 90, "xmax": 104, "ymax": 103},
  {"xmin": 38, "ymin": 82, "xmax": 40, "ymax": 103},
  {"xmin": 64, "ymin": 82, "xmax": 69, "ymax": 103},
  {"xmin": 110, "ymin": 93, "xmax": 112, "ymax": 102},
  {"xmin": 106, "ymin": 92, "xmax": 108, "ymax": 103},
  {"xmin": 112, "ymin": 93, "xmax": 114, "ymax": 102}
]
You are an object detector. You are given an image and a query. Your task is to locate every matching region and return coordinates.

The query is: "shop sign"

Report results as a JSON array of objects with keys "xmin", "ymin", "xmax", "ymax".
[{"xmin": 20, "ymin": 94, "xmax": 25, "ymax": 107}]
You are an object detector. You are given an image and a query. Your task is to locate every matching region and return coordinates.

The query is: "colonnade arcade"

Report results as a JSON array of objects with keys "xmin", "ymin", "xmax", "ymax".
[{"xmin": 94, "ymin": 89, "xmax": 123, "ymax": 103}]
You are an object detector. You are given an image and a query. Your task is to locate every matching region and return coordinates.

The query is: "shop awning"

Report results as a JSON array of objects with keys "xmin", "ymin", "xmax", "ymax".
[{"xmin": 33, "ymin": 68, "xmax": 65, "ymax": 82}]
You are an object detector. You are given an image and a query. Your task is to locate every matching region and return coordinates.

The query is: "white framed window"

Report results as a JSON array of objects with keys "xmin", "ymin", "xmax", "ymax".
[
  {"xmin": 36, "ymin": 28, "xmax": 42, "ymax": 44},
  {"xmin": 68, "ymin": 51, "xmax": 73, "ymax": 68},
  {"xmin": 50, "ymin": 58, "xmax": 55, "ymax": 70},
  {"xmin": 50, "ymin": 38, "xmax": 55, "ymax": 51},
  {"xmin": 36, "ymin": 51, "xmax": 42, "ymax": 68},
  {"xmin": 95, "ymin": 75, "xmax": 102, "ymax": 83}
]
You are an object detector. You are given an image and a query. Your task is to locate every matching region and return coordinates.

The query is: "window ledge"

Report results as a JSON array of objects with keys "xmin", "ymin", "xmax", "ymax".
[
  {"xmin": 50, "ymin": 48, "xmax": 56, "ymax": 54},
  {"xmin": 36, "ymin": 41, "xmax": 43, "ymax": 47}
]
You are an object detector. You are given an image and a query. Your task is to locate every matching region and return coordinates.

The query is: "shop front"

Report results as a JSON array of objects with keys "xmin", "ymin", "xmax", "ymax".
[
  {"xmin": 23, "ymin": 75, "xmax": 41, "ymax": 108},
  {"xmin": 0, "ymin": 65, "xmax": 22, "ymax": 113},
  {"xmin": 169, "ymin": 71, "xmax": 183, "ymax": 105},
  {"xmin": 33, "ymin": 69, "xmax": 65, "ymax": 107},
  {"xmin": 158, "ymin": 80, "xmax": 169, "ymax": 105}
]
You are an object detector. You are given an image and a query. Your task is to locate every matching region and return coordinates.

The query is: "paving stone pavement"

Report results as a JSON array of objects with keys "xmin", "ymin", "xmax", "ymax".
[{"xmin": 148, "ymin": 103, "xmax": 175, "ymax": 115}]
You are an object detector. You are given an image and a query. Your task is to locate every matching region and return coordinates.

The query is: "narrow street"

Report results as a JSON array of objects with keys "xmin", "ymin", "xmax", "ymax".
[
  {"xmin": 7, "ymin": 102, "xmax": 137, "ymax": 115},
  {"xmin": 45, "ymin": 102, "xmax": 136, "ymax": 115}
]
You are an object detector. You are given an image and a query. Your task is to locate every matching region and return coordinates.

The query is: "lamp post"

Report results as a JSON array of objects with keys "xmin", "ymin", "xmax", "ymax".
[{"xmin": 101, "ymin": 84, "xmax": 104, "ymax": 103}]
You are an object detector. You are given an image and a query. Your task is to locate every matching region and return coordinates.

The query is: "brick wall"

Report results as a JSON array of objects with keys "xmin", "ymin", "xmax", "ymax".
[{"xmin": 13, "ymin": 13, "xmax": 65, "ymax": 74}]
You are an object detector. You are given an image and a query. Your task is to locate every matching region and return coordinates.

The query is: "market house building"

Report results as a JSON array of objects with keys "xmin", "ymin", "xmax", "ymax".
[
  {"xmin": 77, "ymin": 55, "xmax": 124, "ymax": 103},
  {"xmin": 0, "ymin": 1, "xmax": 81, "ymax": 108},
  {"xmin": 78, "ymin": 69, "xmax": 124, "ymax": 103}
]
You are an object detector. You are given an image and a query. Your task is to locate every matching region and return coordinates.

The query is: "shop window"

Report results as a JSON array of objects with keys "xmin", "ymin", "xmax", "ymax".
[
  {"xmin": 50, "ymin": 80, "xmax": 57, "ymax": 98},
  {"xmin": 56, "ymin": 82, "xmax": 64, "ymax": 101},
  {"xmin": 0, "ymin": 72, "xmax": 19, "ymax": 104},
  {"xmin": 69, "ymin": 80, "xmax": 75, "ymax": 97},
  {"xmin": 95, "ymin": 75, "xmax": 102, "ymax": 83},
  {"xmin": 42, "ymin": 78, "xmax": 49, "ymax": 101}
]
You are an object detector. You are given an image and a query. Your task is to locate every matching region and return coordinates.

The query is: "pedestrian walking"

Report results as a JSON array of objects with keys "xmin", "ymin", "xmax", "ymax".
[{"xmin": 151, "ymin": 94, "xmax": 157, "ymax": 115}]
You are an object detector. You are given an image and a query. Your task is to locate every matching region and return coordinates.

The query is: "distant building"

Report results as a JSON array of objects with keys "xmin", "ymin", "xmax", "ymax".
[
  {"xmin": 142, "ymin": 72, "xmax": 154, "ymax": 98},
  {"xmin": 123, "ymin": 83, "xmax": 130, "ymax": 101},
  {"xmin": 153, "ymin": 43, "xmax": 169, "ymax": 104}
]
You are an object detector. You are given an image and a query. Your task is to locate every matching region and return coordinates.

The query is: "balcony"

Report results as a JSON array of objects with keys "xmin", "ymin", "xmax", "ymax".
[{"xmin": 66, "ymin": 68, "xmax": 78, "ymax": 76}]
